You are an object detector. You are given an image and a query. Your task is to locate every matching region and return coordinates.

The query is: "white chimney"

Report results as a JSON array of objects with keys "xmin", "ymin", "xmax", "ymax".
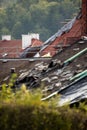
[
  {"xmin": 22, "ymin": 35, "xmax": 31, "ymax": 49},
  {"xmin": 30, "ymin": 33, "xmax": 39, "ymax": 40},
  {"xmin": 22, "ymin": 33, "xmax": 40, "ymax": 49},
  {"xmin": 2, "ymin": 35, "xmax": 11, "ymax": 41}
]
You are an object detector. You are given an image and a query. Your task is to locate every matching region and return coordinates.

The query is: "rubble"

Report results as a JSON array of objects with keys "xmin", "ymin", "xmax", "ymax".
[
  {"xmin": 0, "ymin": 38, "xmax": 87, "ymax": 106},
  {"xmin": 55, "ymin": 82, "xmax": 62, "ymax": 88},
  {"xmin": 3, "ymin": 76, "xmax": 9, "ymax": 82},
  {"xmin": 41, "ymin": 77, "xmax": 51, "ymax": 83}
]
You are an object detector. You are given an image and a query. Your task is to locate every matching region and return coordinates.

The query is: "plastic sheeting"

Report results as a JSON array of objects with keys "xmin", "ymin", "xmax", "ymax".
[
  {"xmin": 58, "ymin": 76, "xmax": 87, "ymax": 106},
  {"xmin": 40, "ymin": 16, "xmax": 76, "ymax": 52}
]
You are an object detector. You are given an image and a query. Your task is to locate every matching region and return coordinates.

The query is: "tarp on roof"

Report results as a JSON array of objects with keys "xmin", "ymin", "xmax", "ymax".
[
  {"xmin": 58, "ymin": 76, "xmax": 87, "ymax": 106},
  {"xmin": 40, "ymin": 16, "xmax": 76, "ymax": 52}
]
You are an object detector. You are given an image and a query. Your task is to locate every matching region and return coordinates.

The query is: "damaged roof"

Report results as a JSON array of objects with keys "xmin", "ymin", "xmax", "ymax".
[
  {"xmin": 39, "ymin": 1, "xmax": 87, "ymax": 57},
  {"xmin": 0, "ymin": 38, "xmax": 87, "ymax": 106},
  {"xmin": 40, "ymin": 15, "xmax": 82, "ymax": 57},
  {"xmin": 0, "ymin": 0, "xmax": 87, "ymax": 106}
]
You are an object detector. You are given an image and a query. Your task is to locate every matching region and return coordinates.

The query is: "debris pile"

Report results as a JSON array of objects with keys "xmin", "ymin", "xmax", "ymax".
[{"xmin": 0, "ymin": 38, "xmax": 87, "ymax": 106}]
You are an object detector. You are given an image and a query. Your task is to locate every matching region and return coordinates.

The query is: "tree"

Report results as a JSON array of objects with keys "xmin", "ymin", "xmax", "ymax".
[
  {"xmin": 12, "ymin": 21, "xmax": 23, "ymax": 39},
  {"xmin": 1, "ymin": 27, "xmax": 10, "ymax": 35},
  {"xmin": 0, "ymin": 0, "xmax": 79, "ymax": 40}
]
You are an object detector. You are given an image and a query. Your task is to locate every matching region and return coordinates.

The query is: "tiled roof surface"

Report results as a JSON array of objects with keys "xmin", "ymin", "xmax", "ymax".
[
  {"xmin": 0, "ymin": 39, "xmax": 43, "ymax": 58},
  {"xmin": 40, "ymin": 0, "xmax": 87, "ymax": 57},
  {"xmin": 31, "ymin": 38, "xmax": 43, "ymax": 47},
  {"xmin": 0, "ymin": 40, "xmax": 22, "ymax": 58},
  {"xmin": 40, "ymin": 19, "xmax": 82, "ymax": 57}
]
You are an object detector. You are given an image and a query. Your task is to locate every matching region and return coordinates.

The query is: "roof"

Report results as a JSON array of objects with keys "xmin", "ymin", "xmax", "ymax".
[
  {"xmin": 0, "ymin": 40, "xmax": 22, "ymax": 58},
  {"xmin": 39, "ymin": 7, "xmax": 87, "ymax": 57},
  {"xmin": 20, "ymin": 38, "xmax": 43, "ymax": 58},
  {"xmin": 0, "ymin": 39, "xmax": 43, "ymax": 58},
  {"xmin": 0, "ymin": 0, "xmax": 87, "ymax": 106},
  {"xmin": 31, "ymin": 38, "xmax": 43, "ymax": 47},
  {"xmin": 40, "ymin": 17, "xmax": 82, "ymax": 57},
  {"xmin": 0, "ymin": 38, "xmax": 87, "ymax": 105}
]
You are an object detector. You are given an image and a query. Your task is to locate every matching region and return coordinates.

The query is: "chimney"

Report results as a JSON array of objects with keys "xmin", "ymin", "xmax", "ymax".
[
  {"xmin": 22, "ymin": 33, "xmax": 40, "ymax": 49},
  {"xmin": 2, "ymin": 35, "xmax": 11, "ymax": 41},
  {"xmin": 30, "ymin": 33, "xmax": 39, "ymax": 40},
  {"xmin": 22, "ymin": 34, "xmax": 31, "ymax": 49},
  {"xmin": 82, "ymin": 0, "xmax": 87, "ymax": 34}
]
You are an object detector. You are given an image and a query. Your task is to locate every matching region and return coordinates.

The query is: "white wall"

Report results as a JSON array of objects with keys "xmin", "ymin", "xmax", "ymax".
[{"xmin": 22, "ymin": 35, "xmax": 31, "ymax": 49}]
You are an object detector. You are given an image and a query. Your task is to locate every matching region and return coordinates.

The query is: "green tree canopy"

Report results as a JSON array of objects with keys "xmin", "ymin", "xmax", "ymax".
[{"xmin": 0, "ymin": 0, "xmax": 80, "ymax": 41}]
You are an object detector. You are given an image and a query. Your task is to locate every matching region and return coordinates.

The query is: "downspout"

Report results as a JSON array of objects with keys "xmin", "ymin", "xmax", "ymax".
[
  {"xmin": 70, "ymin": 70, "xmax": 87, "ymax": 81},
  {"xmin": 63, "ymin": 48, "xmax": 87, "ymax": 66}
]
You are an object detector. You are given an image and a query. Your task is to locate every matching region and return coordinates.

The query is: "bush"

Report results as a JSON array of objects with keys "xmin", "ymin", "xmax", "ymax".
[{"xmin": 0, "ymin": 84, "xmax": 87, "ymax": 130}]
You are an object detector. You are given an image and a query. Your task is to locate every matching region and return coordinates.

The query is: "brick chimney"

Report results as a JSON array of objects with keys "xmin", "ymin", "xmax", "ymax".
[{"xmin": 82, "ymin": 0, "xmax": 87, "ymax": 34}]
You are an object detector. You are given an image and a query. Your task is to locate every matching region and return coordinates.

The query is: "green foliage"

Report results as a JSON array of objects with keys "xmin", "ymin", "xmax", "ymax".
[
  {"xmin": 0, "ymin": 82, "xmax": 87, "ymax": 130},
  {"xmin": 8, "ymin": 73, "xmax": 17, "ymax": 87},
  {"xmin": 0, "ymin": 0, "xmax": 80, "ymax": 41},
  {"xmin": 0, "ymin": 74, "xmax": 87, "ymax": 130}
]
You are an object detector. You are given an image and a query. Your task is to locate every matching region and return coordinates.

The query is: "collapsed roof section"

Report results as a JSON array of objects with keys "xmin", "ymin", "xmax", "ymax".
[{"xmin": 0, "ymin": 37, "xmax": 87, "ymax": 106}]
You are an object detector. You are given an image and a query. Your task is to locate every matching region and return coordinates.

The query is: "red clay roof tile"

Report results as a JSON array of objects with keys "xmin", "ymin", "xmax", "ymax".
[{"xmin": 0, "ymin": 39, "xmax": 43, "ymax": 58}]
